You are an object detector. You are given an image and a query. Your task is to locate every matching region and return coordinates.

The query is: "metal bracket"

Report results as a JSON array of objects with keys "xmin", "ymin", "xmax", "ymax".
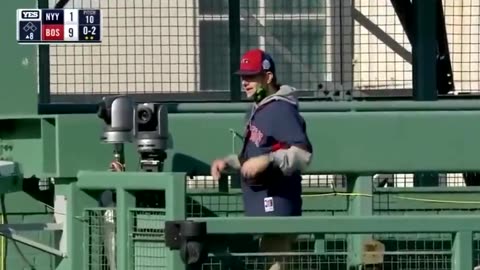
[
  {"xmin": 315, "ymin": 82, "xmax": 355, "ymax": 101},
  {"xmin": 165, "ymin": 220, "xmax": 206, "ymax": 249},
  {"xmin": 165, "ymin": 220, "xmax": 208, "ymax": 266},
  {"xmin": 0, "ymin": 161, "xmax": 22, "ymax": 194}
]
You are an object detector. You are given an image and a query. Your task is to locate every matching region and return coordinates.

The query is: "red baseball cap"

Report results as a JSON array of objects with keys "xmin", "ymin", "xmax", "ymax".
[{"xmin": 234, "ymin": 48, "xmax": 276, "ymax": 75}]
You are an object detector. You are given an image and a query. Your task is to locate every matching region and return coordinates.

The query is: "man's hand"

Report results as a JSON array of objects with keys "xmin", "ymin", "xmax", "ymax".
[
  {"xmin": 211, "ymin": 159, "xmax": 227, "ymax": 181},
  {"xmin": 241, "ymin": 155, "xmax": 270, "ymax": 178}
]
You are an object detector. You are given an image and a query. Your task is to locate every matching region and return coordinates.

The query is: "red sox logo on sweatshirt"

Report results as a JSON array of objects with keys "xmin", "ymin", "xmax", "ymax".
[{"xmin": 248, "ymin": 124, "xmax": 264, "ymax": 147}]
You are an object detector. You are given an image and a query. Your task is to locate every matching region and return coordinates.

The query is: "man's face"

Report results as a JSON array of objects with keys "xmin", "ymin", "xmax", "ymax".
[{"xmin": 241, "ymin": 72, "xmax": 271, "ymax": 98}]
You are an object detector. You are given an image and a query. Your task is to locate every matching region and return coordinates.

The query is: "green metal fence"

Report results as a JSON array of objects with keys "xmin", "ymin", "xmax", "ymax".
[
  {"xmin": 68, "ymin": 170, "xmax": 480, "ymax": 270},
  {"xmin": 43, "ymin": 0, "xmax": 480, "ymax": 103},
  {"xmin": 201, "ymin": 233, "xmax": 455, "ymax": 270},
  {"xmin": 72, "ymin": 174, "xmax": 480, "ymax": 270}
]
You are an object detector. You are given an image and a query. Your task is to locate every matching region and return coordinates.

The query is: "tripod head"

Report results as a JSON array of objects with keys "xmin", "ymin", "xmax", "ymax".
[{"xmin": 134, "ymin": 103, "xmax": 169, "ymax": 172}]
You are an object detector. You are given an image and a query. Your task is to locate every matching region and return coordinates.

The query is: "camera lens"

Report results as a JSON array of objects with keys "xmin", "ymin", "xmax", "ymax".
[
  {"xmin": 97, "ymin": 101, "xmax": 111, "ymax": 124},
  {"xmin": 137, "ymin": 107, "xmax": 153, "ymax": 124}
]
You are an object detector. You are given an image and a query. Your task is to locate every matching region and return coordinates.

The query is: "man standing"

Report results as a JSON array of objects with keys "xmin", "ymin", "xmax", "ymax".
[{"xmin": 211, "ymin": 48, "xmax": 313, "ymax": 269}]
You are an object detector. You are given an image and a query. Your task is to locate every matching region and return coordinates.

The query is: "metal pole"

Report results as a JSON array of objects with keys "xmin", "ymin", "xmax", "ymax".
[
  {"xmin": 229, "ymin": 0, "xmax": 241, "ymax": 101},
  {"xmin": 38, "ymin": 0, "xmax": 51, "ymax": 104},
  {"xmin": 412, "ymin": 0, "xmax": 437, "ymax": 101},
  {"xmin": 412, "ymin": 0, "xmax": 438, "ymax": 186}
]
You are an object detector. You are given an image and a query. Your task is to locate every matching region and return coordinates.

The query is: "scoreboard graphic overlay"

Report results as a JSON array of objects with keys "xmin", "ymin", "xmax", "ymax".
[{"xmin": 17, "ymin": 9, "xmax": 102, "ymax": 44}]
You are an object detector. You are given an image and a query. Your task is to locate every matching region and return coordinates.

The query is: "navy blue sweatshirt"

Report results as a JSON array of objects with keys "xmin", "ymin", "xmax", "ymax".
[{"xmin": 224, "ymin": 85, "xmax": 313, "ymax": 216}]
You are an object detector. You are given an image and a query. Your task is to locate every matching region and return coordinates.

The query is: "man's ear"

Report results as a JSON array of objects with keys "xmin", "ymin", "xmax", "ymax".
[{"xmin": 265, "ymin": 72, "xmax": 274, "ymax": 84}]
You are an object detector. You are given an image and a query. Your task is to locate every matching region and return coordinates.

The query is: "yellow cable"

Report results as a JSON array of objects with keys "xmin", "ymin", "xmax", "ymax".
[
  {"xmin": 302, "ymin": 192, "xmax": 480, "ymax": 204},
  {"xmin": 394, "ymin": 195, "xmax": 480, "ymax": 204},
  {"xmin": 302, "ymin": 192, "xmax": 373, "ymax": 198}
]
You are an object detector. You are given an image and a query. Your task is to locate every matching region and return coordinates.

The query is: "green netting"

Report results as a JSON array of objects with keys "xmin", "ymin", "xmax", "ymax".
[
  {"xmin": 47, "ymin": 0, "xmax": 480, "ymax": 102},
  {"xmin": 84, "ymin": 208, "xmax": 116, "ymax": 270},
  {"xmin": 474, "ymin": 233, "xmax": 480, "ymax": 268},
  {"xmin": 129, "ymin": 208, "xmax": 167, "ymax": 270},
  {"xmin": 84, "ymin": 208, "xmax": 167, "ymax": 270},
  {"xmin": 185, "ymin": 174, "xmax": 480, "ymax": 218},
  {"xmin": 201, "ymin": 233, "xmax": 454, "ymax": 270}
]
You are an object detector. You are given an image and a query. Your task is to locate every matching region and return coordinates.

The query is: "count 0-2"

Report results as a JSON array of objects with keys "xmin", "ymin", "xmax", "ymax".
[{"xmin": 83, "ymin": 25, "xmax": 96, "ymax": 35}]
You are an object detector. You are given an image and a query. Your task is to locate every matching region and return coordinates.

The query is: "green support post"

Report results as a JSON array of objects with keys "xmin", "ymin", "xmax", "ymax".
[
  {"xmin": 0, "ymin": 0, "xmax": 38, "ymax": 115},
  {"xmin": 166, "ymin": 173, "xmax": 187, "ymax": 270},
  {"xmin": 75, "ymin": 171, "xmax": 187, "ymax": 270},
  {"xmin": 53, "ymin": 182, "xmax": 98, "ymax": 270},
  {"xmin": 37, "ymin": 0, "xmax": 50, "ymax": 104},
  {"xmin": 313, "ymin": 233, "xmax": 326, "ymax": 254},
  {"xmin": 412, "ymin": 0, "xmax": 439, "ymax": 187},
  {"xmin": 51, "ymin": 178, "xmax": 75, "ymax": 269},
  {"xmin": 229, "ymin": 0, "xmax": 241, "ymax": 101},
  {"xmin": 116, "ymin": 188, "xmax": 135, "ymax": 270},
  {"xmin": 346, "ymin": 175, "xmax": 374, "ymax": 268},
  {"xmin": 452, "ymin": 231, "xmax": 473, "ymax": 270},
  {"xmin": 38, "ymin": 45, "xmax": 50, "ymax": 104}
]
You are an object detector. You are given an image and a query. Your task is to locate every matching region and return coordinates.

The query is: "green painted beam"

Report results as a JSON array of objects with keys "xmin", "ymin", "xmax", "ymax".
[
  {"xmin": 187, "ymin": 189, "xmax": 480, "ymax": 217},
  {"xmin": 167, "ymin": 100, "xmax": 480, "ymax": 113},
  {"xmin": 190, "ymin": 215, "xmax": 480, "ymax": 234},
  {"xmin": 76, "ymin": 171, "xmax": 186, "ymax": 190},
  {"xmin": 5, "ymin": 101, "xmax": 480, "ymax": 177},
  {"xmin": 162, "ymin": 110, "xmax": 480, "ymax": 174}
]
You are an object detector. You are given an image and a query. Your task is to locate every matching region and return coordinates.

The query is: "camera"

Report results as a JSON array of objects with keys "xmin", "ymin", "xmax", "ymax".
[
  {"xmin": 134, "ymin": 103, "xmax": 169, "ymax": 172},
  {"xmin": 97, "ymin": 96, "xmax": 135, "ymax": 144}
]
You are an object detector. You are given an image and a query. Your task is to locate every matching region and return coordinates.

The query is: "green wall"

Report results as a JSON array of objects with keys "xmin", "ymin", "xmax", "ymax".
[
  {"xmin": 0, "ymin": 0, "xmax": 38, "ymax": 116},
  {"xmin": 0, "ymin": 0, "xmax": 55, "ymax": 269}
]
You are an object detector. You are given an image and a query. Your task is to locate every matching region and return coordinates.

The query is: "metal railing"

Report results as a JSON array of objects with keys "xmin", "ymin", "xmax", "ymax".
[{"xmin": 66, "ymin": 170, "xmax": 480, "ymax": 270}]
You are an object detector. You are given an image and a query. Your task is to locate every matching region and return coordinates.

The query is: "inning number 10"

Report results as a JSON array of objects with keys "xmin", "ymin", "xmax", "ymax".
[{"xmin": 85, "ymin": 15, "xmax": 94, "ymax": 24}]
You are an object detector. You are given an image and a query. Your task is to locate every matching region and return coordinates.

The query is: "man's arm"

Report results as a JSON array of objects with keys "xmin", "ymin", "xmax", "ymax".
[
  {"xmin": 267, "ymin": 103, "xmax": 313, "ymax": 175},
  {"xmin": 223, "ymin": 106, "xmax": 253, "ymax": 171},
  {"xmin": 223, "ymin": 154, "xmax": 242, "ymax": 170},
  {"xmin": 268, "ymin": 145, "xmax": 312, "ymax": 175}
]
